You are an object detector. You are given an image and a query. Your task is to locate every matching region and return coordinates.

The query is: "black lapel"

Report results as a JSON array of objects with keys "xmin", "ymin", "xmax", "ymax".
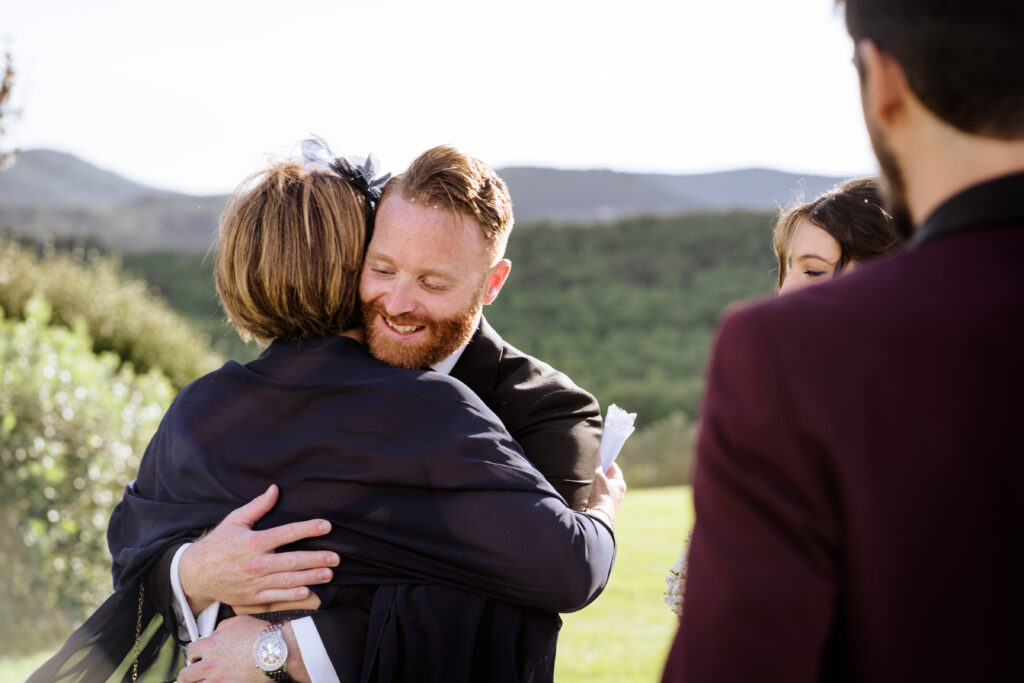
[
  {"xmin": 450, "ymin": 316, "xmax": 502, "ymax": 401},
  {"xmin": 911, "ymin": 171, "xmax": 1024, "ymax": 246}
]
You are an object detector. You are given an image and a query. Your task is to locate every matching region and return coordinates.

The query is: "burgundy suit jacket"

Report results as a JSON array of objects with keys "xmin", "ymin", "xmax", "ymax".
[{"xmin": 664, "ymin": 173, "xmax": 1024, "ymax": 682}]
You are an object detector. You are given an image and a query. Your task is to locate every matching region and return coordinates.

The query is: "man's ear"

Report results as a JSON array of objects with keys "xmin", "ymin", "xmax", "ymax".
[
  {"xmin": 482, "ymin": 259, "xmax": 511, "ymax": 305},
  {"xmin": 857, "ymin": 39, "xmax": 910, "ymax": 129}
]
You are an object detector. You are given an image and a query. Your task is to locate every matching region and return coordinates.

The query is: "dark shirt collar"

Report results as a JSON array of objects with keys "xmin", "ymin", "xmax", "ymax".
[
  {"xmin": 911, "ymin": 171, "xmax": 1024, "ymax": 247},
  {"xmin": 264, "ymin": 334, "xmax": 366, "ymax": 356}
]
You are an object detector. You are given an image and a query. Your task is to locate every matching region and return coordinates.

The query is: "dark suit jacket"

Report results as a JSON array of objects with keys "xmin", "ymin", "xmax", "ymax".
[
  {"xmin": 663, "ymin": 173, "xmax": 1024, "ymax": 682},
  {"xmin": 449, "ymin": 316, "xmax": 603, "ymax": 509},
  {"xmin": 147, "ymin": 315, "xmax": 603, "ymax": 673}
]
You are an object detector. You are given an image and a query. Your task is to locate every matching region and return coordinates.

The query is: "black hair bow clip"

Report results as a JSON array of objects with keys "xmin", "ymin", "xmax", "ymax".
[{"xmin": 301, "ymin": 136, "xmax": 391, "ymax": 209}]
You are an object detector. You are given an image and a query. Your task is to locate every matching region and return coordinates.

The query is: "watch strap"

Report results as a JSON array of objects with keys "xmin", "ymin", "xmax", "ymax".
[{"xmin": 265, "ymin": 668, "xmax": 294, "ymax": 682}]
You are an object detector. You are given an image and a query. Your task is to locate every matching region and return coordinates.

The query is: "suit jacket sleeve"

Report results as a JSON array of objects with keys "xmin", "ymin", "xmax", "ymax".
[
  {"xmin": 663, "ymin": 306, "xmax": 840, "ymax": 683},
  {"xmin": 506, "ymin": 380, "xmax": 602, "ymax": 510},
  {"xmin": 450, "ymin": 318, "xmax": 603, "ymax": 510}
]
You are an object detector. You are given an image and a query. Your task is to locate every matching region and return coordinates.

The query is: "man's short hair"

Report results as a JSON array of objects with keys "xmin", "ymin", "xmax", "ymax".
[
  {"xmin": 841, "ymin": 0, "xmax": 1024, "ymax": 138},
  {"xmin": 381, "ymin": 145, "xmax": 514, "ymax": 258},
  {"xmin": 216, "ymin": 161, "xmax": 369, "ymax": 344}
]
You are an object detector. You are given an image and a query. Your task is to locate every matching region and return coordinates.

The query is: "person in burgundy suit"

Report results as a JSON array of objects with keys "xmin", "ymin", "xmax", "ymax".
[{"xmin": 663, "ymin": 0, "xmax": 1024, "ymax": 681}]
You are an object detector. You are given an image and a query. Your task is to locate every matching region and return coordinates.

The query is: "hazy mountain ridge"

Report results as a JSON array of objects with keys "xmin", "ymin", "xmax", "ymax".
[
  {"xmin": 0, "ymin": 149, "xmax": 182, "ymax": 205},
  {"xmin": 0, "ymin": 150, "xmax": 227, "ymax": 251},
  {"xmin": 500, "ymin": 167, "xmax": 849, "ymax": 222},
  {"xmin": 0, "ymin": 150, "xmax": 853, "ymax": 252}
]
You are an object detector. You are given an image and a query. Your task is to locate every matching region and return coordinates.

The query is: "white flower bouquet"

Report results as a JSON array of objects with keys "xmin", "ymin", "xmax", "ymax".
[{"xmin": 664, "ymin": 530, "xmax": 692, "ymax": 617}]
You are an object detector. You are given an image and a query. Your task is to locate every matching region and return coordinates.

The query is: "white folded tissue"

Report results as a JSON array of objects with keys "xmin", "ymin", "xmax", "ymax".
[{"xmin": 598, "ymin": 403, "xmax": 637, "ymax": 471}]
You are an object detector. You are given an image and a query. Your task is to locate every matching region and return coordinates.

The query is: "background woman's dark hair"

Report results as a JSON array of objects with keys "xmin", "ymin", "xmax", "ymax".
[
  {"xmin": 840, "ymin": 0, "xmax": 1024, "ymax": 139},
  {"xmin": 773, "ymin": 178, "xmax": 904, "ymax": 288},
  {"xmin": 811, "ymin": 178, "xmax": 903, "ymax": 270}
]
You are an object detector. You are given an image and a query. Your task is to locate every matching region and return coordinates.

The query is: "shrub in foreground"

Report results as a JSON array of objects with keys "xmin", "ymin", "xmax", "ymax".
[
  {"xmin": 0, "ymin": 237, "xmax": 221, "ymax": 388},
  {"xmin": 0, "ymin": 296, "xmax": 174, "ymax": 654}
]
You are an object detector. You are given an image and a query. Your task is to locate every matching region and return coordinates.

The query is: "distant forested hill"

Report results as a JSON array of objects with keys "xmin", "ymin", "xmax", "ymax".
[
  {"xmin": 113, "ymin": 209, "xmax": 778, "ymax": 426},
  {"xmin": 488, "ymin": 211, "xmax": 777, "ymax": 423},
  {"xmin": 7, "ymin": 207, "xmax": 778, "ymax": 488},
  {"xmin": 1, "ymin": 149, "xmax": 794, "ymax": 480}
]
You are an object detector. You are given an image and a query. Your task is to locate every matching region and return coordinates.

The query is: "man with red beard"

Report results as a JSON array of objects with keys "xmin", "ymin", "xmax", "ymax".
[
  {"xmin": 147, "ymin": 146, "xmax": 606, "ymax": 681},
  {"xmin": 663, "ymin": 0, "xmax": 1024, "ymax": 681},
  {"xmin": 358, "ymin": 146, "xmax": 602, "ymax": 509}
]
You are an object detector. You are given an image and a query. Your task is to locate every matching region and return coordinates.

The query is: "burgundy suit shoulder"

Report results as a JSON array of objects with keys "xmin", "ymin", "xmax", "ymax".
[{"xmin": 667, "ymin": 224, "xmax": 1024, "ymax": 682}]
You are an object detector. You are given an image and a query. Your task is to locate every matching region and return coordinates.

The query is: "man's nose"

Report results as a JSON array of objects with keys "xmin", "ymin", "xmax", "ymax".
[{"xmin": 381, "ymin": 278, "xmax": 416, "ymax": 316}]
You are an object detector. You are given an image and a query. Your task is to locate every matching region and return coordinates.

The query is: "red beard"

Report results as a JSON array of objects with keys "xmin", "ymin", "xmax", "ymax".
[{"xmin": 361, "ymin": 299, "xmax": 481, "ymax": 369}]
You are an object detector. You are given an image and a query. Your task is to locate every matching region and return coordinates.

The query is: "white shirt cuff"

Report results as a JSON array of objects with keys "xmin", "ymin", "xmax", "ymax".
[
  {"xmin": 292, "ymin": 616, "xmax": 340, "ymax": 683},
  {"xmin": 170, "ymin": 543, "xmax": 221, "ymax": 642}
]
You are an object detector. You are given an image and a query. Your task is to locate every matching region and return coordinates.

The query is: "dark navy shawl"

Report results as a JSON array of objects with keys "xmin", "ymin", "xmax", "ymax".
[{"xmin": 32, "ymin": 335, "xmax": 614, "ymax": 682}]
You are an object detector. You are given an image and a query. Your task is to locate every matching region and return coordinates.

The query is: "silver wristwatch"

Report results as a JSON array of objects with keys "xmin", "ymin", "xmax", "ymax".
[{"xmin": 252, "ymin": 622, "xmax": 293, "ymax": 682}]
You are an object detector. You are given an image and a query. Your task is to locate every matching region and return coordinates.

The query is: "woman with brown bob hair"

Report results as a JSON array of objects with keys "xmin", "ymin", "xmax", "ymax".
[
  {"xmin": 33, "ymin": 146, "xmax": 621, "ymax": 683},
  {"xmin": 215, "ymin": 160, "xmax": 370, "ymax": 345},
  {"xmin": 773, "ymin": 177, "xmax": 904, "ymax": 294}
]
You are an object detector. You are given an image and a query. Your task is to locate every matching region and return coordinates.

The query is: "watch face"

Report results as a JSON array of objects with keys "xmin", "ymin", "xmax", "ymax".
[{"xmin": 254, "ymin": 632, "xmax": 288, "ymax": 672}]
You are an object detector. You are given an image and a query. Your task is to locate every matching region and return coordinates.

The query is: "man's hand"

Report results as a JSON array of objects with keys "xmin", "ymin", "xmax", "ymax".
[
  {"xmin": 179, "ymin": 484, "xmax": 339, "ymax": 613},
  {"xmin": 178, "ymin": 616, "xmax": 309, "ymax": 683},
  {"xmin": 585, "ymin": 463, "xmax": 626, "ymax": 526}
]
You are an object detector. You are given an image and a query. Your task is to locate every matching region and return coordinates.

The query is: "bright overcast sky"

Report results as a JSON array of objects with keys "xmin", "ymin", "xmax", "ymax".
[{"xmin": 2, "ymin": 0, "xmax": 876, "ymax": 196}]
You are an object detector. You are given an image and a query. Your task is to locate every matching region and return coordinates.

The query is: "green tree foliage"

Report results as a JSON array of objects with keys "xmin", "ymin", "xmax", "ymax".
[
  {"xmin": 94, "ymin": 210, "xmax": 779, "ymax": 486},
  {"xmin": 87, "ymin": 210, "xmax": 779, "ymax": 423},
  {"xmin": 0, "ymin": 237, "xmax": 221, "ymax": 388},
  {"xmin": 112, "ymin": 211, "xmax": 779, "ymax": 421},
  {"xmin": 0, "ymin": 295, "xmax": 175, "ymax": 653},
  {"xmin": 120, "ymin": 249, "xmax": 255, "ymax": 361},
  {"xmin": 487, "ymin": 211, "xmax": 777, "ymax": 425},
  {"xmin": 33, "ymin": 210, "xmax": 777, "ymax": 489}
]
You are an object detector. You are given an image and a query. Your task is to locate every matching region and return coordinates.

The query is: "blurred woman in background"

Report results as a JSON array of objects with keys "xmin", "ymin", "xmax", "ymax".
[
  {"xmin": 773, "ymin": 177, "xmax": 904, "ymax": 294},
  {"xmin": 665, "ymin": 177, "xmax": 905, "ymax": 619}
]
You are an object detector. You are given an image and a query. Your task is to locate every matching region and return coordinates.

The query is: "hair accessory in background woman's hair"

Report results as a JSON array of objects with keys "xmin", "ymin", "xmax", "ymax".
[{"xmin": 301, "ymin": 136, "xmax": 391, "ymax": 209}]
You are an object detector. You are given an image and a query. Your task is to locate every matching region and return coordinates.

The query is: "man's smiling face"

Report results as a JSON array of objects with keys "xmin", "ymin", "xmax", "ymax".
[{"xmin": 359, "ymin": 193, "xmax": 509, "ymax": 369}]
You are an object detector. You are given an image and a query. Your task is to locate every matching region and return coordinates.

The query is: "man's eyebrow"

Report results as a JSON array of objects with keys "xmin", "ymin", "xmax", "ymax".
[
  {"xmin": 364, "ymin": 252, "xmax": 459, "ymax": 281},
  {"xmin": 364, "ymin": 250, "xmax": 394, "ymax": 263},
  {"xmin": 419, "ymin": 268, "xmax": 459, "ymax": 281}
]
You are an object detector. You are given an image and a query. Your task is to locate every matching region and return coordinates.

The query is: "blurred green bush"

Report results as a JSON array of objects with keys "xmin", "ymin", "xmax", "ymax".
[
  {"xmin": 0, "ymin": 295, "xmax": 175, "ymax": 654},
  {"xmin": 0, "ymin": 237, "xmax": 221, "ymax": 389}
]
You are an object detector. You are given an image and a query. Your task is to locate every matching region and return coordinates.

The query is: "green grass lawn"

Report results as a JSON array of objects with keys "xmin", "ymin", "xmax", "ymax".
[
  {"xmin": 3, "ymin": 486, "xmax": 694, "ymax": 683},
  {"xmin": 555, "ymin": 485, "xmax": 692, "ymax": 683}
]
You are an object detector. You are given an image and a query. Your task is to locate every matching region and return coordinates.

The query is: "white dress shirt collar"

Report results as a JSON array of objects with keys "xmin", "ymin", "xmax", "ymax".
[{"xmin": 430, "ymin": 343, "xmax": 469, "ymax": 376}]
